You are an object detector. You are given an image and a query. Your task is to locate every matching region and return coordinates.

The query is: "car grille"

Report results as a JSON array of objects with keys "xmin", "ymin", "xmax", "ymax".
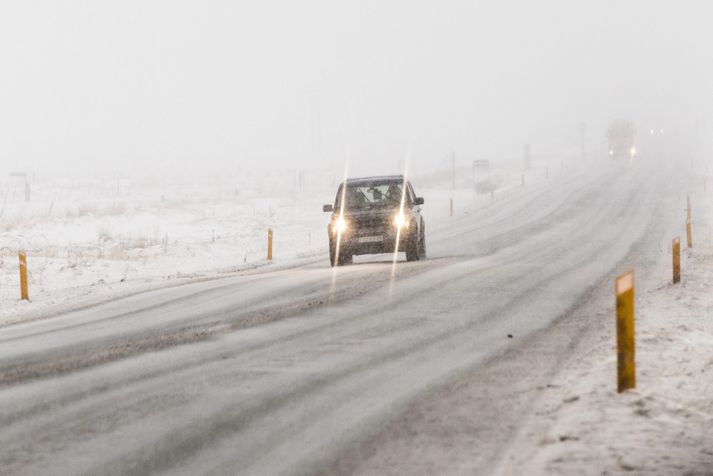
[{"xmin": 351, "ymin": 214, "xmax": 391, "ymax": 233}]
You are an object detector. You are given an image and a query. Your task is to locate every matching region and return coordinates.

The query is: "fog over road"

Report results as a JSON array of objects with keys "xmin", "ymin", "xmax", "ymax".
[{"xmin": 0, "ymin": 154, "xmax": 684, "ymax": 474}]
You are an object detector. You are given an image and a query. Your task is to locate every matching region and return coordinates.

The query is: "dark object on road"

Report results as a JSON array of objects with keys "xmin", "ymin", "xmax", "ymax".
[
  {"xmin": 322, "ymin": 175, "xmax": 426, "ymax": 266},
  {"xmin": 507, "ymin": 334, "xmax": 513, "ymax": 338},
  {"xmin": 607, "ymin": 119, "xmax": 637, "ymax": 160}
]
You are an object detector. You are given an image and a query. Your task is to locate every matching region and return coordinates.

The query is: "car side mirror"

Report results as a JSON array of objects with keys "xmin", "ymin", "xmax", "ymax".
[
  {"xmin": 414, "ymin": 197, "xmax": 424, "ymax": 206},
  {"xmin": 323, "ymin": 204, "xmax": 334, "ymax": 213}
]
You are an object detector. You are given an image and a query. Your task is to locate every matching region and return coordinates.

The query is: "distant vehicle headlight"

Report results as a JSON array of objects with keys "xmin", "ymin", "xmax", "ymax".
[
  {"xmin": 333, "ymin": 217, "xmax": 347, "ymax": 234},
  {"xmin": 630, "ymin": 146, "xmax": 636, "ymax": 157},
  {"xmin": 609, "ymin": 150, "xmax": 614, "ymax": 156},
  {"xmin": 393, "ymin": 212, "xmax": 408, "ymax": 229}
]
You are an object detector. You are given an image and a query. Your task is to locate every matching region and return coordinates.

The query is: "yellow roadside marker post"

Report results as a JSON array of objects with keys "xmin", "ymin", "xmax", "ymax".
[
  {"xmin": 267, "ymin": 229, "xmax": 273, "ymax": 261},
  {"xmin": 19, "ymin": 251, "xmax": 29, "ymax": 300},
  {"xmin": 616, "ymin": 271, "xmax": 635, "ymax": 393},
  {"xmin": 685, "ymin": 195, "xmax": 693, "ymax": 248},
  {"xmin": 672, "ymin": 236, "xmax": 681, "ymax": 283}
]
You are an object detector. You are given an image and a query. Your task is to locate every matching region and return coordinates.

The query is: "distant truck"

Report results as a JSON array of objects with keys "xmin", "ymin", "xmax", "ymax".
[{"xmin": 607, "ymin": 120, "xmax": 637, "ymax": 159}]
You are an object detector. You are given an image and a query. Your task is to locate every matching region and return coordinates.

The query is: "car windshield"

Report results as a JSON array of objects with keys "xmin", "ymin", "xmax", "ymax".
[{"xmin": 336, "ymin": 182, "xmax": 407, "ymax": 210}]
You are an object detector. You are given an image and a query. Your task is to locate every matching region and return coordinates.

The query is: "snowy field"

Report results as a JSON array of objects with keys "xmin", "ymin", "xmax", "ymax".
[
  {"xmin": 0, "ymin": 160, "xmax": 555, "ymax": 324},
  {"xmin": 1, "ymin": 169, "xmax": 333, "ymax": 323}
]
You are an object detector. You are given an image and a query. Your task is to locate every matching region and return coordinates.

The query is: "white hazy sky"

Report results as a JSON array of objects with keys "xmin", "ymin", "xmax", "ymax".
[{"xmin": 1, "ymin": 1, "xmax": 711, "ymax": 175}]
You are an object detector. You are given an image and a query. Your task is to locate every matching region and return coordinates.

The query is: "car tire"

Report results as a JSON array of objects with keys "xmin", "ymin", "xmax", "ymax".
[
  {"xmin": 340, "ymin": 254, "xmax": 353, "ymax": 266},
  {"xmin": 405, "ymin": 229, "xmax": 420, "ymax": 262},
  {"xmin": 330, "ymin": 242, "xmax": 352, "ymax": 267},
  {"xmin": 329, "ymin": 242, "xmax": 337, "ymax": 267},
  {"xmin": 418, "ymin": 222, "xmax": 426, "ymax": 259}
]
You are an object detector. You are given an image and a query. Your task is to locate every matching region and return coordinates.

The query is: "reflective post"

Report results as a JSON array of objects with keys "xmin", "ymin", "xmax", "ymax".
[
  {"xmin": 19, "ymin": 251, "xmax": 29, "ymax": 300},
  {"xmin": 616, "ymin": 271, "xmax": 635, "ymax": 393},
  {"xmin": 267, "ymin": 229, "xmax": 273, "ymax": 260},
  {"xmin": 672, "ymin": 236, "xmax": 680, "ymax": 283}
]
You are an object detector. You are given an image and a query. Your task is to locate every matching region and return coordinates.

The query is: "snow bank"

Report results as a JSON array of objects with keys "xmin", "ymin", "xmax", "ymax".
[{"xmin": 496, "ymin": 176, "xmax": 713, "ymax": 474}]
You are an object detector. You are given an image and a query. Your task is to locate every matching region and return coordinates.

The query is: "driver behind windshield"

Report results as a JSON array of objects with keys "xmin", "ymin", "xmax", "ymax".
[
  {"xmin": 385, "ymin": 183, "xmax": 403, "ymax": 203},
  {"xmin": 341, "ymin": 182, "xmax": 404, "ymax": 210}
]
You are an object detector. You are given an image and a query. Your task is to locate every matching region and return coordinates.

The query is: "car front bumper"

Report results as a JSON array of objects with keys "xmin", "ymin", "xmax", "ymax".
[{"xmin": 332, "ymin": 226, "xmax": 414, "ymax": 255}]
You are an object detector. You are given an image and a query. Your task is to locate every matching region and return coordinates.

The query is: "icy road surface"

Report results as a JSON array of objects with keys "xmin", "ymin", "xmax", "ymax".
[{"xmin": 0, "ymin": 157, "xmax": 683, "ymax": 474}]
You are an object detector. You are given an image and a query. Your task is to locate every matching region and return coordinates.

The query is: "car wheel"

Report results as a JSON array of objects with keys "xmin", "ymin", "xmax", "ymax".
[
  {"xmin": 418, "ymin": 222, "xmax": 427, "ymax": 259},
  {"xmin": 329, "ymin": 241, "xmax": 337, "ymax": 267},
  {"xmin": 330, "ymin": 243, "xmax": 352, "ymax": 267},
  {"xmin": 338, "ymin": 252, "xmax": 352, "ymax": 266},
  {"xmin": 405, "ymin": 230, "xmax": 420, "ymax": 262}
]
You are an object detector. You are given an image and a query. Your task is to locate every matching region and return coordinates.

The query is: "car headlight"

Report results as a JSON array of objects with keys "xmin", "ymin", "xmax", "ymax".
[
  {"xmin": 333, "ymin": 216, "xmax": 347, "ymax": 234},
  {"xmin": 393, "ymin": 212, "xmax": 408, "ymax": 229}
]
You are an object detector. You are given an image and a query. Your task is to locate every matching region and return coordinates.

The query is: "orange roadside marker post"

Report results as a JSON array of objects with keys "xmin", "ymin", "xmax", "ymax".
[
  {"xmin": 19, "ymin": 251, "xmax": 29, "ymax": 300},
  {"xmin": 616, "ymin": 271, "xmax": 636, "ymax": 393},
  {"xmin": 672, "ymin": 236, "xmax": 681, "ymax": 283},
  {"xmin": 267, "ymin": 229, "xmax": 274, "ymax": 261}
]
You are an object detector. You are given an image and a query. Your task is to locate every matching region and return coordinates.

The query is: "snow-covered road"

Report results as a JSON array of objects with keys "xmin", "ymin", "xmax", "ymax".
[{"xmin": 0, "ymin": 156, "xmax": 689, "ymax": 474}]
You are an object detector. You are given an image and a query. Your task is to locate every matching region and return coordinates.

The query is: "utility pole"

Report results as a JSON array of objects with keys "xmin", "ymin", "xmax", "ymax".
[
  {"xmin": 308, "ymin": 90, "xmax": 321, "ymax": 166},
  {"xmin": 695, "ymin": 119, "xmax": 701, "ymax": 161},
  {"xmin": 451, "ymin": 152, "xmax": 456, "ymax": 189},
  {"xmin": 10, "ymin": 172, "xmax": 29, "ymax": 202}
]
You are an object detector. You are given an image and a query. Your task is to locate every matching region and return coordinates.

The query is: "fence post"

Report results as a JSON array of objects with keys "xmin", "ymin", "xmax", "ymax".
[
  {"xmin": 267, "ymin": 229, "xmax": 274, "ymax": 260},
  {"xmin": 686, "ymin": 219, "xmax": 693, "ymax": 248},
  {"xmin": 19, "ymin": 251, "xmax": 29, "ymax": 300},
  {"xmin": 616, "ymin": 271, "xmax": 635, "ymax": 393},
  {"xmin": 672, "ymin": 236, "xmax": 681, "ymax": 283}
]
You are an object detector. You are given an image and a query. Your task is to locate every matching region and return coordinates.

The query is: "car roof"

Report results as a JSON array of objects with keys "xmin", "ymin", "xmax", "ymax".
[{"xmin": 344, "ymin": 175, "xmax": 407, "ymax": 185}]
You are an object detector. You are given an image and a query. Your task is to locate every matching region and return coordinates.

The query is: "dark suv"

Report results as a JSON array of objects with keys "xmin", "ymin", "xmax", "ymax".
[{"xmin": 322, "ymin": 175, "xmax": 426, "ymax": 266}]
